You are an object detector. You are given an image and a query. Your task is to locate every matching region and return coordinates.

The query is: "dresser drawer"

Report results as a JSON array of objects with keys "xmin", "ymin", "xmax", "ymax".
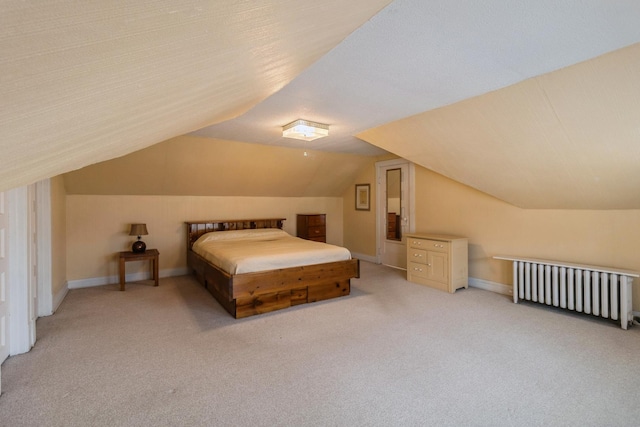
[
  {"xmin": 408, "ymin": 248, "xmax": 427, "ymax": 264},
  {"xmin": 307, "ymin": 215, "xmax": 325, "ymax": 226},
  {"xmin": 408, "ymin": 262, "xmax": 429, "ymax": 279},
  {"xmin": 426, "ymin": 239, "xmax": 449, "ymax": 253},
  {"xmin": 307, "ymin": 226, "xmax": 325, "ymax": 238},
  {"xmin": 409, "ymin": 238, "xmax": 449, "ymax": 253},
  {"xmin": 408, "ymin": 238, "xmax": 426, "ymax": 249}
]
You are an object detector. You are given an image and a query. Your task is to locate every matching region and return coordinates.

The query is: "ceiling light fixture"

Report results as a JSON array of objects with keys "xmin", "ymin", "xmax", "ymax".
[{"xmin": 282, "ymin": 119, "xmax": 329, "ymax": 141}]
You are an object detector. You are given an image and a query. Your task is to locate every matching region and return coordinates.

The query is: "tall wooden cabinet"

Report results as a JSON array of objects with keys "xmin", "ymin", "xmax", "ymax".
[
  {"xmin": 406, "ymin": 233, "xmax": 468, "ymax": 293},
  {"xmin": 296, "ymin": 214, "xmax": 326, "ymax": 242}
]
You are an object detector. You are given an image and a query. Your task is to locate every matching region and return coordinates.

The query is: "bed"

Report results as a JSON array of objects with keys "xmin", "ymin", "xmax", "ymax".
[{"xmin": 185, "ymin": 218, "xmax": 359, "ymax": 318}]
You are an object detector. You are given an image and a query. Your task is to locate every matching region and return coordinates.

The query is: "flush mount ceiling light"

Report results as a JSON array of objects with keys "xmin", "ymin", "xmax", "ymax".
[{"xmin": 282, "ymin": 119, "xmax": 329, "ymax": 141}]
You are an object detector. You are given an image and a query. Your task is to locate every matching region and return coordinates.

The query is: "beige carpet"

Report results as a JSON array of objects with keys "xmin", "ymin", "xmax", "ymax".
[{"xmin": 1, "ymin": 261, "xmax": 640, "ymax": 426}]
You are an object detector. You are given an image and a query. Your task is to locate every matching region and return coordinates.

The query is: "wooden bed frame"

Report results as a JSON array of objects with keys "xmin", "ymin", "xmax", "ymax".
[{"xmin": 185, "ymin": 218, "xmax": 359, "ymax": 318}]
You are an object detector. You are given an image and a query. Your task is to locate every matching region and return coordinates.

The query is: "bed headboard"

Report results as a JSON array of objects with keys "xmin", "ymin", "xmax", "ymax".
[{"xmin": 185, "ymin": 218, "xmax": 286, "ymax": 249}]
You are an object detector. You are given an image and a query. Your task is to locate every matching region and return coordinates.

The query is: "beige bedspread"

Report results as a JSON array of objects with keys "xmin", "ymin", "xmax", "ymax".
[{"xmin": 192, "ymin": 228, "xmax": 351, "ymax": 274}]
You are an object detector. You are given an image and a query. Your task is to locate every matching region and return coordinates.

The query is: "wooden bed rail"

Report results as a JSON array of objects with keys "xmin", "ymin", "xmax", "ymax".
[{"xmin": 185, "ymin": 218, "xmax": 285, "ymax": 249}]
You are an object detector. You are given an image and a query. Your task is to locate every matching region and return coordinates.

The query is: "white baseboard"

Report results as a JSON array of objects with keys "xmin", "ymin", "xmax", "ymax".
[
  {"xmin": 469, "ymin": 277, "xmax": 512, "ymax": 296},
  {"xmin": 52, "ymin": 283, "xmax": 69, "ymax": 313},
  {"xmin": 67, "ymin": 267, "xmax": 189, "ymax": 289},
  {"xmin": 350, "ymin": 252, "xmax": 378, "ymax": 264}
]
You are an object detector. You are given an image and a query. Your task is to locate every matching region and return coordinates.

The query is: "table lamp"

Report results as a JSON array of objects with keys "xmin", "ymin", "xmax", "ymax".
[{"xmin": 129, "ymin": 223, "xmax": 148, "ymax": 253}]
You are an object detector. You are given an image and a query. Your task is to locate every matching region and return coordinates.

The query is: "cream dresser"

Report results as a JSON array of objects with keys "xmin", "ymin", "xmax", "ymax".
[{"xmin": 406, "ymin": 234, "xmax": 468, "ymax": 293}]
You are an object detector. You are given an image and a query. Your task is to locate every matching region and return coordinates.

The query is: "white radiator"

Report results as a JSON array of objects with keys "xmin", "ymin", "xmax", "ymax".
[{"xmin": 494, "ymin": 256, "xmax": 638, "ymax": 330}]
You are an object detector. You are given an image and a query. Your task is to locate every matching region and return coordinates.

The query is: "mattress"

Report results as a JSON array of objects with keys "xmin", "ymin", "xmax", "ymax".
[{"xmin": 192, "ymin": 228, "xmax": 351, "ymax": 274}]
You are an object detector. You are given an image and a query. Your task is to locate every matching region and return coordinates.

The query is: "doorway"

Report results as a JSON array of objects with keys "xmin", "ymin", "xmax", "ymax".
[
  {"xmin": 376, "ymin": 159, "xmax": 414, "ymax": 269},
  {"xmin": 5, "ymin": 183, "xmax": 43, "ymax": 358}
]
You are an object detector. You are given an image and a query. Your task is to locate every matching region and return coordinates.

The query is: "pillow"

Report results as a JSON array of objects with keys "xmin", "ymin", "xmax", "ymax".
[{"xmin": 194, "ymin": 228, "xmax": 289, "ymax": 244}]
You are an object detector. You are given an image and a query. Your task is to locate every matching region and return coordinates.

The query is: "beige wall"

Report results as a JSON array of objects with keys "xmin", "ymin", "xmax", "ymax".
[
  {"xmin": 343, "ymin": 158, "xmax": 377, "ymax": 257},
  {"xmin": 66, "ymin": 195, "xmax": 343, "ymax": 281},
  {"xmin": 50, "ymin": 176, "xmax": 67, "ymax": 296},
  {"xmin": 414, "ymin": 167, "xmax": 640, "ymax": 288},
  {"xmin": 63, "ymin": 132, "xmax": 640, "ymax": 312},
  {"xmin": 344, "ymin": 161, "xmax": 640, "ymax": 309},
  {"xmin": 62, "ymin": 136, "xmax": 370, "ymax": 283},
  {"xmin": 64, "ymin": 136, "xmax": 371, "ymax": 198}
]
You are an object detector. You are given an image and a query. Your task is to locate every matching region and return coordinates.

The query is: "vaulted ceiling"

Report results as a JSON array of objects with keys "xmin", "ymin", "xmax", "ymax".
[
  {"xmin": 360, "ymin": 43, "xmax": 640, "ymax": 209},
  {"xmin": 3, "ymin": 1, "xmax": 640, "ymax": 208},
  {"xmin": 0, "ymin": 0, "xmax": 391, "ymax": 192}
]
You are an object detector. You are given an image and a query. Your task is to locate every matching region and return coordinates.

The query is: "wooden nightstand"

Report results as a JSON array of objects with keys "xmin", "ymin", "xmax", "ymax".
[
  {"xmin": 296, "ymin": 214, "xmax": 326, "ymax": 242},
  {"xmin": 118, "ymin": 249, "xmax": 159, "ymax": 291}
]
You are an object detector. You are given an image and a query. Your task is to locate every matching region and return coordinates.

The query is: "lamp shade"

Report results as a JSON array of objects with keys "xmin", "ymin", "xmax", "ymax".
[{"xmin": 129, "ymin": 223, "xmax": 148, "ymax": 236}]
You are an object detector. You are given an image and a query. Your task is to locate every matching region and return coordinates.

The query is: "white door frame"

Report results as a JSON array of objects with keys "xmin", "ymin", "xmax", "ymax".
[
  {"xmin": 7, "ymin": 186, "xmax": 31, "ymax": 355},
  {"xmin": 6, "ymin": 180, "xmax": 51, "ymax": 356},
  {"xmin": 36, "ymin": 179, "xmax": 52, "ymax": 317},
  {"xmin": 375, "ymin": 159, "xmax": 415, "ymax": 266}
]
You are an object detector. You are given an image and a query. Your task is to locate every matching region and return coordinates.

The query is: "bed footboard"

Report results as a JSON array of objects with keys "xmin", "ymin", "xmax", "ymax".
[
  {"xmin": 187, "ymin": 250, "xmax": 359, "ymax": 318},
  {"xmin": 234, "ymin": 259, "xmax": 358, "ymax": 318}
]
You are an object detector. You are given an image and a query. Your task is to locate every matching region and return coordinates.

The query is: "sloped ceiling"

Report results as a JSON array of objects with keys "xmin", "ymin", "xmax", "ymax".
[
  {"xmin": 359, "ymin": 44, "xmax": 640, "ymax": 209},
  {"xmin": 63, "ymin": 135, "xmax": 372, "ymax": 197},
  {"xmin": 194, "ymin": 0, "xmax": 640, "ymax": 209},
  {"xmin": 0, "ymin": 0, "xmax": 391, "ymax": 192},
  {"xmin": 4, "ymin": 1, "xmax": 640, "ymax": 209}
]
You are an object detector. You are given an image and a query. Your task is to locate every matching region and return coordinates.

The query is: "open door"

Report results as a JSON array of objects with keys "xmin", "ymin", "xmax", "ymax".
[{"xmin": 376, "ymin": 159, "xmax": 414, "ymax": 269}]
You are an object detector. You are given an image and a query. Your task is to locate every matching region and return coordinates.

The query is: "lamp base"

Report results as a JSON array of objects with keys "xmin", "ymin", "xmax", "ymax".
[{"xmin": 132, "ymin": 240, "xmax": 146, "ymax": 253}]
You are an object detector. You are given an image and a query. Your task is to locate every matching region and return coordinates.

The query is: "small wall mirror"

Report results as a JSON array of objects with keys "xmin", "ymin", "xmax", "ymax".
[{"xmin": 386, "ymin": 168, "xmax": 401, "ymax": 241}]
